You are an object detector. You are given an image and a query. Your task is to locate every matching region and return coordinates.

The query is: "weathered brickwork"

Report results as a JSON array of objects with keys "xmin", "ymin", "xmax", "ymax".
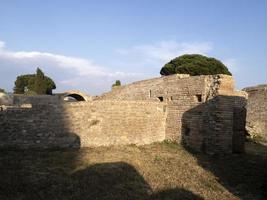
[
  {"xmin": 98, "ymin": 74, "xmax": 208, "ymax": 140},
  {"xmin": 13, "ymin": 94, "xmax": 62, "ymax": 105},
  {"xmin": 244, "ymin": 85, "xmax": 267, "ymax": 140},
  {"xmin": 0, "ymin": 100, "xmax": 166, "ymax": 149},
  {"xmin": 232, "ymin": 91, "xmax": 248, "ymax": 153},
  {"xmin": 0, "ymin": 74, "xmax": 246, "ymax": 154},
  {"xmin": 97, "ymin": 74, "xmax": 245, "ymax": 154}
]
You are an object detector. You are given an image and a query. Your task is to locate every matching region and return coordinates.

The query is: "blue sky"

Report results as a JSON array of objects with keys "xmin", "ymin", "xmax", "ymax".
[{"xmin": 0, "ymin": 0, "xmax": 267, "ymax": 94}]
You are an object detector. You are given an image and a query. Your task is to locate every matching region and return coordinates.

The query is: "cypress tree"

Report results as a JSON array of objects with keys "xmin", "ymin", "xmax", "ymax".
[{"xmin": 35, "ymin": 67, "xmax": 46, "ymax": 94}]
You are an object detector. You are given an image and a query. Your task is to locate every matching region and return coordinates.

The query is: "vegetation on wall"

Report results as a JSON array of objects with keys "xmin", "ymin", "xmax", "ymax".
[
  {"xmin": 160, "ymin": 54, "xmax": 232, "ymax": 76},
  {"xmin": 13, "ymin": 68, "xmax": 56, "ymax": 95},
  {"xmin": 112, "ymin": 80, "xmax": 121, "ymax": 88}
]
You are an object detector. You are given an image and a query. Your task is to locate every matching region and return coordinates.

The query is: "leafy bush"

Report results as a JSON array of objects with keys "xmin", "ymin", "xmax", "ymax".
[
  {"xmin": 35, "ymin": 68, "xmax": 47, "ymax": 95},
  {"xmin": 112, "ymin": 80, "xmax": 121, "ymax": 88},
  {"xmin": 13, "ymin": 68, "xmax": 56, "ymax": 95},
  {"xmin": 160, "ymin": 54, "xmax": 232, "ymax": 76}
]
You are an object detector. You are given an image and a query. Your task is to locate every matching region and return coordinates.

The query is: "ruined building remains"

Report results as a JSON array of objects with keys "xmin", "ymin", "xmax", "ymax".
[
  {"xmin": 0, "ymin": 74, "xmax": 247, "ymax": 154},
  {"xmin": 244, "ymin": 85, "xmax": 267, "ymax": 140}
]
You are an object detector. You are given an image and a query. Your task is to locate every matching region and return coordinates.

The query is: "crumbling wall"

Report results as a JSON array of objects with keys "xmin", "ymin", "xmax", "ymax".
[
  {"xmin": 97, "ymin": 74, "xmax": 244, "ymax": 154},
  {"xmin": 181, "ymin": 76, "xmax": 242, "ymax": 154},
  {"xmin": 232, "ymin": 91, "xmax": 247, "ymax": 153},
  {"xmin": 13, "ymin": 94, "xmax": 61, "ymax": 106},
  {"xmin": 0, "ymin": 101, "xmax": 166, "ymax": 149},
  {"xmin": 182, "ymin": 95, "xmax": 236, "ymax": 154},
  {"xmin": 79, "ymin": 101, "xmax": 166, "ymax": 147},
  {"xmin": 244, "ymin": 85, "xmax": 267, "ymax": 140},
  {"xmin": 0, "ymin": 92, "xmax": 13, "ymax": 106},
  {"xmin": 97, "ymin": 74, "xmax": 207, "ymax": 140},
  {"xmin": 0, "ymin": 74, "xmax": 246, "ymax": 154},
  {"xmin": 97, "ymin": 74, "xmax": 200, "ymax": 102}
]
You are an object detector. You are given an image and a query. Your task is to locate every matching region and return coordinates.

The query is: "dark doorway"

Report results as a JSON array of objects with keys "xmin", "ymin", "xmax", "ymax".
[{"xmin": 64, "ymin": 94, "xmax": 86, "ymax": 101}]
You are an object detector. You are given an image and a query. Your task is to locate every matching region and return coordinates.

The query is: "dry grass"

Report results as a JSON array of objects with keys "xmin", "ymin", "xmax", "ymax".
[{"xmin": 0, "ymin": 141, "xmax": 266, "ymax": 200}]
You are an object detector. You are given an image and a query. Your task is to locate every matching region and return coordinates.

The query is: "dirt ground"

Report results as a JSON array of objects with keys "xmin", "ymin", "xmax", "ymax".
[{"xmin": 0, "ymin": 141, "xmax": 266, "ymax": 200}]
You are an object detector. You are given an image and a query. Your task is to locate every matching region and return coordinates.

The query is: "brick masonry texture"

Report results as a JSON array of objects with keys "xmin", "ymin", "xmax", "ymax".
[
  {"xmin": 244, "ymin": 85, "xmax": 267, "ymax": 140},
  {"xmin": 0, "ymin": 100, "xmax": 166, "ymax": 149},
  {"xmin": 97, "ymin": 74, "xmax": 246, "ymax": 154},
  {"xmin": 0, "ymin": 74, "xmax": 247, "ymax": 154}
]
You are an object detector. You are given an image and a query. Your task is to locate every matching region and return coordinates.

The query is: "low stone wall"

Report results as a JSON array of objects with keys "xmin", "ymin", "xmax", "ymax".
[
  {"xmin": 0, "ymin": 101, "xmax": 166, "ymax": 149},
  {"xmin": 79, "ymin": 101, "xmax": 166, "ymax": 147},
  {"xmin": 97, "ymin": 74, "xmax": 245, "ymax": 154},
  {"xmin": 0, "ymin": 74, "xmax": 247, "ymax": 154},
  {"xmin": 181, "ymin": 94, "xmax": 248, "ymax": 154},
  {"xmin": 0, "ymin": 92, "xmax": 13, "ymax": 106},
  {"xmin": 232, "ymin": 91, "xmax": 247, "ymax": 152},
  {"xmin": 13, "ymin": 94, "xmax": 61, "ymax": 106},
  {"xmin": 244, "ymin": 85, "xmax": 267, "ymax": 140}
]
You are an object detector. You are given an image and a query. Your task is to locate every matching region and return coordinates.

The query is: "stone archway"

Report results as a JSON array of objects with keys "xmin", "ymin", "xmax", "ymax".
[{"xmin": 62, "ymin": 90, "xmax": 92, "ymax": 102}]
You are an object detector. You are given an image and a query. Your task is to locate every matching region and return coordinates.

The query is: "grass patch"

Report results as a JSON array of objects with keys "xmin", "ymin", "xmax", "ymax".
[
  {"xmin": 0, "ymin": 142, "xmax": 266, "ymax": 200},
  {"xmin": 161, "ymin": 139, "xmax": 180, "ymax": 148},
  {"xmin": 247, "ymin": 134, "xmax": 267, "ymax": 144}
]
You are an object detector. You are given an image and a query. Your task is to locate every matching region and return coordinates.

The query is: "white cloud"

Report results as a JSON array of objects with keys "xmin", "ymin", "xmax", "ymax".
[
  {"xmin": 0, "ymin": 40, "xmax": 144, "ymax": 94},
  {"xmin": 116, "ymin": 41, "xmax": 213, "ymax": 68},
  {"xmin": 0, "ymin": 41, "xmax": 5, "ymax": 49},
  {"xmin": 1, "ymin": 48, "xmax": 126, "ymax": 77},
  {"xmin": 115, "ymin": 41, "xmax": 240, "ymax": 78},
  {"xmin": 113, "ymin": 40, "xmax": 215, "ymax": 79},
  {"xmin": 179, "ymin": 42, "xmax": 213, "ymax": 55},
  {"xmin": 0, "ymin": 39, "xmax": 236, "ymax": 94}
]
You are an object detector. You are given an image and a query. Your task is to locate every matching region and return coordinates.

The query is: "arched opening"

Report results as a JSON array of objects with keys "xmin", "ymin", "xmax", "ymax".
[
  {"xmin": 157, "ymin": 96, "xmax": 164, "ymax": 102},
  {"xmin": 64, "ymin": 94, "xmax": 86, "ymax": 102}
]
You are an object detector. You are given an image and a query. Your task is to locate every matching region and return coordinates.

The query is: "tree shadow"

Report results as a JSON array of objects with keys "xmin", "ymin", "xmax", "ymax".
[
  {"xmin": 0, "ymin": 96, "xmax": 81, "ymax": 149},
  {"xmin": 0, "ymin": 96, "xmax": 203, "ymax": 199},
  {"xmin": 181, "ymin": 95, "xmax": 246, "ymax": 154},
  {"xmin": 0, "ymin": 155, "xmax": 203, "ymax": 200},
  {"xmin": 72, "ymin": 162, "xmax": 203, "ymax": 200},
  {"xmin": 181, "ymin": 95, "xmax": 267, "ymax": 199},
  {"xmin": 186, "ymin": 142, "xmax": 267, "ymax": 199}
]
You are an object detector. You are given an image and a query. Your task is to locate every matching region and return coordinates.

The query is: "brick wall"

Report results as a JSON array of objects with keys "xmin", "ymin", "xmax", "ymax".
[
  {"xmin": 0, "ymin": 74, "xmax": 246, "ymax": 154},
  {"xmin": 182, "ymin": 95, "xmax": 235, "ymax": 154},
  {"xmin": 96, "ymin": 74, "xmax": 243, "ymax": 154},
  {"xmin": 0, "ymin": 100, "xmax": 166, "ymax": 149},
  {"xmin": 97, "ymin": 74, "xmax": 209, "ymax": 141},
  {"xmin": 244, "ymin": 85, "xmax": 267, "ymax": 140},
  {"xmin": 79, "ymin": 101, "xmax": 166, "ymax": 147}
]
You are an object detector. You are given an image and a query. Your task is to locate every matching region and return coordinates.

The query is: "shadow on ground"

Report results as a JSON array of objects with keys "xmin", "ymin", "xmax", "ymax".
[
  {"xmin": 0, "ymin": 150, "xmax": 202, "ymax": 200},
  {"xmin": 186, "ymin": 142, "xmax": 267, "ymax": 200},
  {"xmin": 180, "ymin": 94, "xmax": 267, "ymax": 199}
]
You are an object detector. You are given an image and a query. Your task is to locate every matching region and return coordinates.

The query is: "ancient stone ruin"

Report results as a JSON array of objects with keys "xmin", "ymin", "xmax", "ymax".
[
  {"xmin": 243, "ymin": 85, "xmax": 267, "ymax": 140},
  {"xmin": 0, "ymin": 74, "xmax": 248, "ymax": 154}
]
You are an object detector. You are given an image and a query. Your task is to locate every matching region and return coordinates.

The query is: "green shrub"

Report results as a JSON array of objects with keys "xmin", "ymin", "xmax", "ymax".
[
  {"xmin": 35, "ymin": 68, "xmax": 47, "ymax": 95},
  {"xmin": 112, "ymin": 80, "xmax": 121, "ymax": 88},
  {"xmin": 13, "ymin": 68, "xmax": 56, "ymax": 95},
  {"xmin": 160, "ymin": 54, "xmax": 232, "ymax": 76}
]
